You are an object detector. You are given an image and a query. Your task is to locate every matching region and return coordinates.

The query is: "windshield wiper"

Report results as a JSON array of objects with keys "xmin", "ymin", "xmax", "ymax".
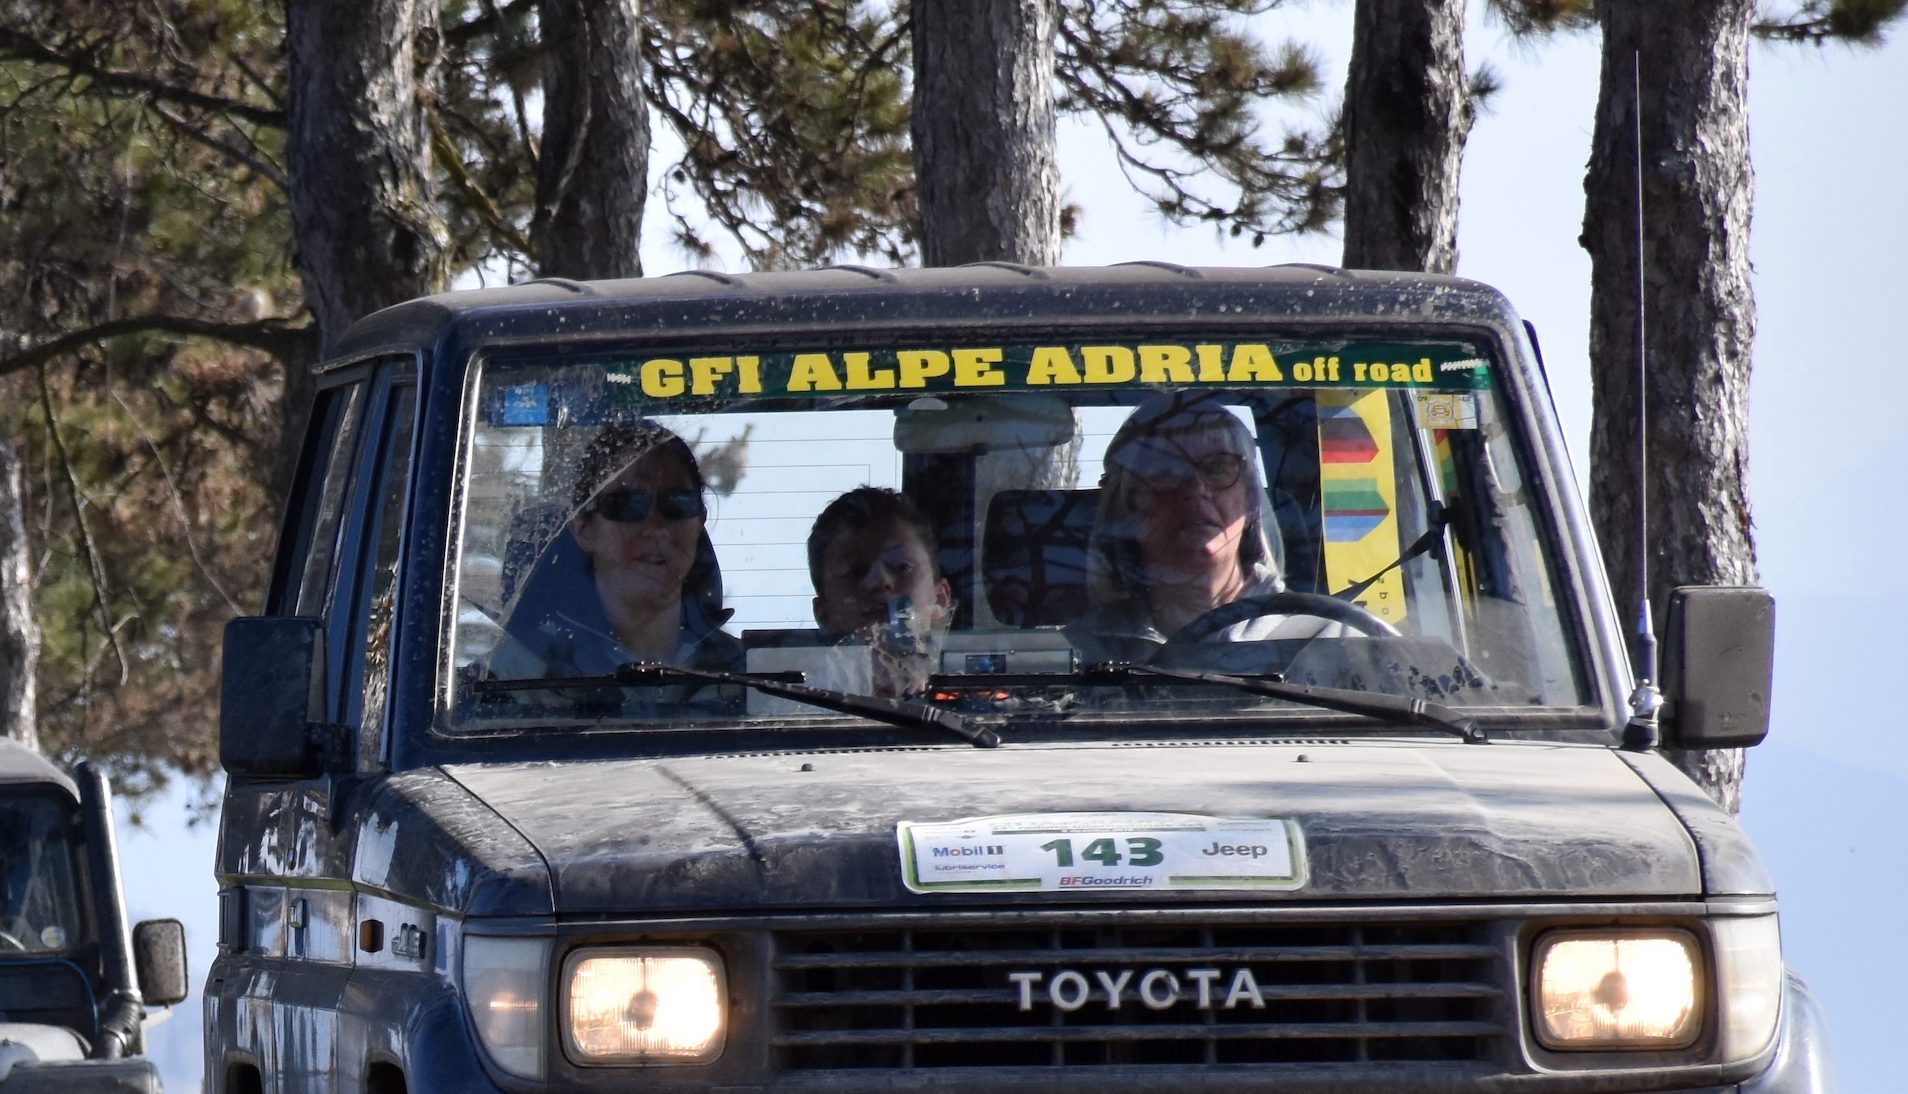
[
  {"xmin": 1081, "ymin": 661, "xmax": 1488, "ymax": 743},
  {"xmin": 474, "ymin": 662, "xmax": 1001, "ymax": 748}
]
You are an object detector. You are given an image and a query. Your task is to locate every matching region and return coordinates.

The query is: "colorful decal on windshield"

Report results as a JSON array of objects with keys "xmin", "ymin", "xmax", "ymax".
[
  {"xmin": 897, "ymin": 812, "xmax": 1307, "ymax": 894},
  {"xmin": 1318, "ymin": 390, "xmax": 1406, "ymax": 623}
]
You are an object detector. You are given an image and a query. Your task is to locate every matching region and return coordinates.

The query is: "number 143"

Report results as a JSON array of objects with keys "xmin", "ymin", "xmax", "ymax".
[{"xmin": 1040, "ymin": 836, "xmax": 1163, "ymax": 867}]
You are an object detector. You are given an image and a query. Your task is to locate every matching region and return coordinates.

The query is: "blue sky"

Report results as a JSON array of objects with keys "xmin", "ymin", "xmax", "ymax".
[{"xmin": 116, "ymin": 8, "xmax": 1908, "ymax": 1091}]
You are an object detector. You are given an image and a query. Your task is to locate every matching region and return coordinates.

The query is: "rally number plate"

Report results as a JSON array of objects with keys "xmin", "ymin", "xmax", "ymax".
[{"xmin": 897, "ymin": 811, "xmax": 1307, "ymax": 894}]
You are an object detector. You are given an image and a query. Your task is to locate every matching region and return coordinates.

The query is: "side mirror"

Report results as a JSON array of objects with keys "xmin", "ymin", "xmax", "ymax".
[
  {"xmin": 132, "ymin": 919, "xmax": 189, "ymax": 1007},
  {"xmin": 220, "ymin": 616, "xmax": 328, "ymax": 778},
  {"xmin": 1660, "ymin": 586, "xmax": 1775, "ymax": 749}
]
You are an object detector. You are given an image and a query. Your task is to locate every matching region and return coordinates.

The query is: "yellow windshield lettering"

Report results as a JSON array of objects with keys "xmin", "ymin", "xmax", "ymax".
[
  {"xmin": 1082, "ymin": 346, "xmax": 1137, "ymax": 384},
  {"xmin": 1195, "ymin": 344, "xmax": 1228, "ymax": 383},
  {"xmin": 1138, "ymin": 344, "xmax": 1194, "ymax": 384},
  {"xmin": 1227, "ymin": 344, "xmax": 1286, "ymax": 383},
  {"xmin": 1026, "ymin": 346, "xmax": 1081, "ymax": 385},
  {"xmin": 1291, "ymin": 356, "xmax": 1339, "ymax": 383},
  {"xmin": 843, "ymin": 352, "xmax": 896, "ymax": 390},
  {"xmin": 736, "ymin": 355, "xmax": 763, "ymax": 394},
  {"xmin": 641, "ymin": 358, "xmax": 686, "ymax": 398},
  {"xmin": 688, "ymin": 357, "xmax": 733, "ymax": 396},
  {"xmin": 788, "ymin": 352, "xmax": 844, "ymax": 392},
  {"xmin": 897, "ymin": 350, "xmax": 951, "ymax": 388},
  {"xmin": 953, "ymin": 347, "xmax": 1007, "ymax": 387}
]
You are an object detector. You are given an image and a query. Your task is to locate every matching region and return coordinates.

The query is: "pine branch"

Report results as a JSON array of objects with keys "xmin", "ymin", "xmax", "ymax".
[
  {"xmin": 147, "ymin": 101, "xmax": 289, "ymax": 190},
  {"xmin": 1754, "ymin": 0, "xmax": 1908, "ymax": 43},
  {"xmin": 0, "ymin": 26, "xmax": 285, "ymax": 127},
  {"xmin": 431, "ymin": 119, "xmax": 535, "ymax": 261},
  {"xmin": 35, "ymin": 368, "xmax": 131, "ymax": 689},
  {"xmin": 0, "ymin": 316, "xmax": 314, "ymax": 381},
  {"xmin": 106, "ymin": 386, "xmax": 241, "ymax": 616}
]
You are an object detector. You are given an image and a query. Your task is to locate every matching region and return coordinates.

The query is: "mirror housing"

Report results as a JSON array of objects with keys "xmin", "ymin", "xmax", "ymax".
[
  {"xmin": 133, "ymin": 919, "xmax": 189, "ymax": 1007},
  {"xmin": 220, "ymin": 616, "xmax": 328, "ymax": 778},
  {"xmin": 1659, "ymin": 586, "xmax": 1775, "ymax": 750}
]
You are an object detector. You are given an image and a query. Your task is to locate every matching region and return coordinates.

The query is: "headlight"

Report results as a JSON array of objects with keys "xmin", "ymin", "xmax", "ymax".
[
  {"xmin": 462, "ymin": 935, "xmax": 551, "ymax": 1080},
  {"xmin": 563, "ymin": 947, "xmax": 727, "ymax": 1065},
  {"xmin": 1530, "ymin": 929, "xmax": 1702, "ymax": 1049}
]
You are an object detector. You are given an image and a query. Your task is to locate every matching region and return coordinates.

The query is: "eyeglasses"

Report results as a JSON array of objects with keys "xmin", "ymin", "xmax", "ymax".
[
  {"xmin": 1131, "ymin": 452, "xmax": 1246, "ymax": 493},
  {"xmin": 584, "ymin": 487, "xmax": 706, "ymax": 523}
]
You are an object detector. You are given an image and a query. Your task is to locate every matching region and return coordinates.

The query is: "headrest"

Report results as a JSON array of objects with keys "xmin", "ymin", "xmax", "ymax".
[{"xmin": 982, "ymin": 489, "xmax": 1099, "ymax": 628}]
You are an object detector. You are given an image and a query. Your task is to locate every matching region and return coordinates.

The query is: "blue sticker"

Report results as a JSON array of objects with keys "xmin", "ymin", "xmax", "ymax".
[{"xmin": 493, "ymin": 383, "xmax": 550, "ymax": 426}]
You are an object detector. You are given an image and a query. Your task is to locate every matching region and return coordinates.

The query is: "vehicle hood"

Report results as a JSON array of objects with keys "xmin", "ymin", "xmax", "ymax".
[{"xmin": 443, "ymin": 741, "xmax": 1702, "ymax": 914}]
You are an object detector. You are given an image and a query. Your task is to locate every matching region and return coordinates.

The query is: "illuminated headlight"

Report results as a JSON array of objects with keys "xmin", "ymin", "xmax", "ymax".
[
  {"xmin": 563, "ymin": 947, "xmax": 727, "ymax": 1065},
  {"xmin": 1531, "ymin": 929, "xmax": 1702, "ymax": 1049},
  {"xmin": 462, "ymin": 935, "xmax": 551, "ymax": 1080}
]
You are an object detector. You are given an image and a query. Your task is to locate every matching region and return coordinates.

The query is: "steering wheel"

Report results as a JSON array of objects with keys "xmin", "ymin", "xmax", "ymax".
[
  {"xmin": 0, "ymin": 927, "xmax": 26, "ymax": 952},
  {"xmin": 1168, "ymin": 590, "xmax": 1400, "ymax": 644}
]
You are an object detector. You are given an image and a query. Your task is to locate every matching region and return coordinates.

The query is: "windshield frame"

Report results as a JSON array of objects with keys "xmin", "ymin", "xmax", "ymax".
[{"xmin": 405, "ymin": 292, "xmax": 1630, "ymax": 767}]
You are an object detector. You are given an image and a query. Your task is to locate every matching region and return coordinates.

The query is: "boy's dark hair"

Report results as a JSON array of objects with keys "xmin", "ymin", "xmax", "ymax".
[{"xmin": 806, "ymin": 486, "xmax": 942, "ymax": 590}]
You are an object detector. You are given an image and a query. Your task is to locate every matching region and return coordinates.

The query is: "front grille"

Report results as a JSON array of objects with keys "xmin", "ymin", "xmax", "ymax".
[{"xmin": 772, "ymin": 918, "xmax": 1504, "ymax": 1071}]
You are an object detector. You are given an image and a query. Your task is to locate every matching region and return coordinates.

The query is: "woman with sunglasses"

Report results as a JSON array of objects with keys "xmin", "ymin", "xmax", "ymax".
[
  {"xmin": 1067, "ymin": 393, "xmax": 1359, "ymax": 663},
  {"xmin": 492, "ymin": 420, "xmax": 743, "ymax": 690}
]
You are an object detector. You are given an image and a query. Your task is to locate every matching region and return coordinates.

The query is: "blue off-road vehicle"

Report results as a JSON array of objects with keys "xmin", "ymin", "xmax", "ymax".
[{"xmin": 207, "ymin": 265, "xmax": 1818, "ymax": 1092}]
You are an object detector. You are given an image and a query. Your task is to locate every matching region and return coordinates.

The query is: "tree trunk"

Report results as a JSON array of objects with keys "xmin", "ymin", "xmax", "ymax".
[
  {"xmin": 911, "ymin": 0, "xmax": 1061, "ymax": 266},
  {"xmin": 1583, "ymin": 0, "xmax": 1757, "ymax": 813},
  {"xmin": 285, "ymin": 0, "xmax": 448, "ymax": 356},
  {"xmin": 1340, "ymin": 0, "xmax": 1471, "ymax": 273},
  {"xmin": 0, "ymin": 436, "xmax": 38, "ymax": 751},
  {"xmin": 534, "ymin": 0, "xmax": 649, "ymax": 280}
]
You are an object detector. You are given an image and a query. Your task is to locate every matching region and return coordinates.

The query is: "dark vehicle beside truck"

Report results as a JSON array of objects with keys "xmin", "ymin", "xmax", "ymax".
[
  {"xmin": 0, "ymin": 739, "xmax": 188, "ymax": 1091},
  {"xmin": 207, "ymin": 264, "xmax": 1821, "ymax": 1092}
]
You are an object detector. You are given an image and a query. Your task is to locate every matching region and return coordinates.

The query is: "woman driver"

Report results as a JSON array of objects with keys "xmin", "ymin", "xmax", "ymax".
[
  {"xmin": 1066, "ymin": 393, "xmax": 1340, "ymax": 662},
  {"xmin": 493, "ymin": 420, "xmax": 743, "ymax": 681}
]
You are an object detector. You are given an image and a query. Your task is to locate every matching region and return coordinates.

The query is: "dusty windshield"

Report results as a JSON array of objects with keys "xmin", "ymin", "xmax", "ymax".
[{"xmin": 449, "ymin": 335, "xmax": 1589, "ymax": 735}]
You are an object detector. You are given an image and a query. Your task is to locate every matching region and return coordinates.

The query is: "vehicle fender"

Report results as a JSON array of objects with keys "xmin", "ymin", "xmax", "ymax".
[
  {"xmin": 359, "ymin": 969, "xmax": 502, "ymax": 1094},
  {"xmin": 1740, "ymin": 972, "xmax": 1835, "ymax": 1094}
]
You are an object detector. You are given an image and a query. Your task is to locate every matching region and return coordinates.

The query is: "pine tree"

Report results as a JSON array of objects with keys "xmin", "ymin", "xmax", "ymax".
[
  {"xmin": 533, "ymin": 0, "xmax": 649, "ymax": 279},
  {"xmin": 1339, "ymin": 0, "xmax": 1472, "ymax": 272},
  {"xmin": 1494, "ymin": 0, "xmax": 1906, "ymax": 811},
  {"xmin": 912, "ymin": 0, "xmax": 1062, "ymax": 266}
]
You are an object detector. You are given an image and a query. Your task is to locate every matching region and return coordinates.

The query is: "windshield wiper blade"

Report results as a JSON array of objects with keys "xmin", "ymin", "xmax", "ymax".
[
  {"xmin": 1083, "ymin": 661, "xmax": 1488, "ymax": 744},
  {"xmin": 476, "ymin": 662, "xmax": 1000, "ymax": 748}
]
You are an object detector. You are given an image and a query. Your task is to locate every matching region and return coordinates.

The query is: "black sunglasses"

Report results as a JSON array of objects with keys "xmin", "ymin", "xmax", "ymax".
[
  {"xmin": 1133, "ymin": 452, "xmax": 1246, "ymax": 493},
  {"xmin": 584, "ymin": 487, "xmax": 706, "ymax": 523}
]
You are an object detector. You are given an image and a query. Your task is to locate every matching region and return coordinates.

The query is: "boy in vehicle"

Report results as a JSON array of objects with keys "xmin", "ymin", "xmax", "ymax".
[{"xmin": 807, "ymin": 486, "xmax": 953, "ymax": 698}]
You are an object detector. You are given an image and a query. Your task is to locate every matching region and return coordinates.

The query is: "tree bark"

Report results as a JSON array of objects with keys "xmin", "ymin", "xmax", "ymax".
[
  {"xmin": 1583, "ymin": 0, "xmax": 1757, "ymax": 813},
  {"xmin": 1340, "ymin": 0, "xmax": 1471, "ymax": 273},
  {"xmin": 534, "ymin": 0, "xmax": 649, "ymax": 280},
  {"xmin": 285, "ymin": 0, "xmax": 448, "ymax": 356},
  {"xmin": 911, "ymin": 0, "xmax": 1061, "ymax": 266},
  {"xmin": 0, "ymin": 436, "xmax": 38, "ymax": 751}
]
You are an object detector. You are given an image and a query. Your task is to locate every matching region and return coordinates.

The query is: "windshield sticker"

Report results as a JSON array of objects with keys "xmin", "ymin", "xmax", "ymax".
[
  {"xmin": 570, "ymin": 342, "xmax": 1491, "ymax": 407},
  {"xmin": 897, "ymin": 812, "xmax": 1307, "ymax": 894},
  {"xmin": 1414, "ymin": 391, "xmax": 1480, "ymax": 430}
]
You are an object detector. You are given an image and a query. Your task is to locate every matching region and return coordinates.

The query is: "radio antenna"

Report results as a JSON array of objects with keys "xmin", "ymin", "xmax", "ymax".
[{"xmin": 1623, "ymin": 51, "xmax": 1663, "ymax": 751}]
